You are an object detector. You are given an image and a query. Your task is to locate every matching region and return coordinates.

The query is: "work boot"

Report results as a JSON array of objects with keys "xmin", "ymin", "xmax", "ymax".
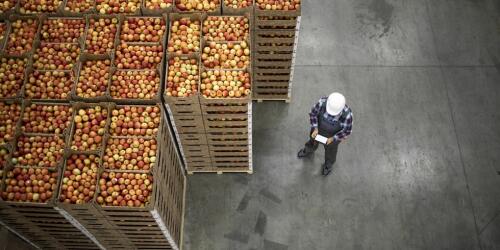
[
  {"xmin": 322, "ymin": 164, "xmax": 332, "ymax": 176},
  {"xmin": 297, "ymin": 148, "xmax": 310, "ymax": 158}
]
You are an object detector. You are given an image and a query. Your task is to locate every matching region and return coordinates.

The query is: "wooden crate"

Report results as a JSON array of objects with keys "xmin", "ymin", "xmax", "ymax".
[
  {"xmin": 94, "ymin": 114, "xmax": 186, "ymax": 250},
  {"xmin": 0, "ymin": 167, "xmax": 101, "ymax": 249},
  {"xmin": 200, "ymin": 97, "xmax": 250, "ymax": 115},
  {"xmin": 221, "ymin": 0, "xmax": 253, "ymax": 15},
  {"xmin": 253, "ymin": 7, "xmax": 301, "ymax": 30}
]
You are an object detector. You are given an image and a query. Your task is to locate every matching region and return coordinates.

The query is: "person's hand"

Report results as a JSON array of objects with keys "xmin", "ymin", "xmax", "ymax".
[
  {"xmin": 326, "ymin": 137, "xmax": 334, "ymax": 145},
  {"xmin": 311, "ymin": 128, "xmax": 319, "ymax": 138}
]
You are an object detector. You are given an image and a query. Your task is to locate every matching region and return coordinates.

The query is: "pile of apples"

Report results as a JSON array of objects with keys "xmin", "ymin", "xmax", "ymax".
[
  {"xmin": 12, "ymin": 135, "xmax": 65, "ymax": 169},
  {"xmin": 167, "ymin": 18, "xmax": 201, "ymax": 55},
  {"xmin": 110, "ymin": 106, "xmax": 160, "ymax": 137},
  {"xmin": 21, "ymin": 104, "xmax": 72, "ymax": 134},
  {"xmin": 110, "ymin": 70, "xmax": 160, "ymax": 100},
  {"xmin": 0, "ymin": 58, "xmax": 28, "ymax": 98},
  {"xmin": 0, "ymin": 22, "xmax": 6, "ymax": 41},
  {"xmin": 19, "ymin": 0, "xmax": 63, "ymax": 14},
  {"xmin": 0, "ymin": 103, "xmax": 21, "ymax": 145},
  {"xmin": 0, "ymin": 1, "xmax": 16, "ymax": 13},
  {"xmin": 115, "ymin": 43, "xmax": 163, "ymax": 69},
  {"xmin": 176, "ymin": 0, "xmax": 219, "ymax": 12},
  {"xmin": 145, "ymin": 0, "xmax": 173, "ymax": 10},
  {"xmin": 65, "ymin": 0, "xmax": 95, "ymax": 12},
  {"xmin": 256, "ymin": 0, "xmax": 300, "ymax": 10},
  {"xmin": 166, "ymin": 57, "xmax": 199, "ymax": 97},
  {"xmin": 1, "ymin": 167, "xmax": 59, "ymax": 203},
  {"xmin": 120, "ymin": 17, "xmax": 166, "ymax": 43},
  {"xmin": 33, "ymin": 43, "xmax": 81, "ymax": 70},
  {"xmin": 97, "ymin": 171, "xmax": 153, "ymax": 207},
  {"xmin": 203, "ymin": 16, "xmax": 250, "ymax": 41},
  {"xmin": 6, "ymin": 19, "xmax": 38, "ymax": 55},
  {"xmin": 103, "ymin": 138, "xmax": 157, "ymax": 171},
  {"xmin": 224, "ymin": 0, "xmax": 252, "ymax": 8},
  {"xmin": 59, "ymin": 154, "xmax": 99, "ymax": 204},
  {"xmin": 41, "ymin": 18, "xmax": 85, "ymax": 43},
  {"xmin": 25, "ymin": 71, "xmax": 74, "ymax": 100},
  {"xmin": 201, "ymin": 70, "xmax": 251, "ymax": 98},
  {"xmin": 202, "ymin": 41, "xmax": 250, "ymax": 69},
  {"xmin": 85, "ymin": 17, "xmax": 118, "ymax": 55},
  {"xmin": 76, "ymin": 59, "xmax": 111, "ymax": 99},
  {"xmin": 71, "ymin": 106, "xmax": 108, "ymax": 151},
  {"xmin": 0, "ymin": 147, "xmax": 8, "ymax": 173},
  {"xmin": 96, "ymin": 0, "xmax": 141, "ymax": 14}
]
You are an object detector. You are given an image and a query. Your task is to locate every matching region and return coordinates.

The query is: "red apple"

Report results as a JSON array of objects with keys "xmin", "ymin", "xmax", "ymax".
[
  {"xmin": 25, "ymin": 71, "xmax": 74, "ymax": 100},
  {"xmin": 21, "ymin": 104, "xmax": 72, "ymax": 134}
]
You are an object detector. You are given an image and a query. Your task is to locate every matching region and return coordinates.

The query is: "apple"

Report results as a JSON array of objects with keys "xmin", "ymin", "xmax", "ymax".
[
  {"xmin": 97, "ymin": 171, "xmax": 153, "ymax": 207},
  {"xmin": 12, "ymin": 135, "xmax": 65, "ymax": 169},
  {"xmin": 21, "ymin": 104, "xmax": 72, "ymax": 134},
  {"xmin": 1, "ymin": 167, "xmax": 58, "ymax": 203},
  {"xmin": 115, "ymin": 43, "xmax": 163, "ymax": 69},
  {"xmin": 145, "ymin": 0, "xmax": 173, "ymax": 10},
  {"xmin": 203, "ymin": 16, "xmax": 250, "ymax": 41},
  {"xmin": 0, "ymin": 58, "xmax": 28, "ymax": 98},
  {"xmin": 201, "ymin": 70, "xmax": 251, "ymax": 98},
  {"xmin": 95, "ymin": 0, "xmax": 141, "ymax": 14},
  {"xmin": 33, "ymin": 43, "xmax": 81, "ymax": 71},
  {"xmin": 85, "ymin": 17, "xmax": 118, "ymax": 55},
  {"xmin": 175, "ymin": 0, "xmax": 219, "ymax": 12},
  {"xmin": 25, "ymin": 71, "xmax": 74, "ymax": 100},
  {"xmin": 166, "ymin": 57, "xmax": 199, "ymax": 97},
  {"xmin": 0, "ymin": 103, "xmax": 21, "ymax": 145},
  {"xmin": 167, "ymin": 18, "xmax": 201, "ymax": 55},
  {"xmin": 110, "ymin": 106, "xmax": 161, "ymax": 137},
  {"xmin": 103, "ymin": 138, "xmax": 157, "ymax": 171},
  {"xmin": 0, "ymin": 1, "xmax": 16, "ymax": 13},
  {"xmin": 5, "ymin": 19, "xmax": 38, "ymax": 55},
  {"xmin": 256, "ymin": 0, "xmax": 300, "ymax": 10},
  {"xmin": 71, "ymin": 106, "xmax": 108, "ymax": 151},
  {"xmin": 65, "ymin": 0, "xmax": 95, "ymax": 12},
  {"xmin": 120, "ymin": 17, "xmax": 166, "ymax": 43},
  {"xmin": 76, "ymin": 59, "xmax": 111, "ymax": 98},
  {"xmin": 110, "ymin": 70, "xmax": 160, "ymax": 100},
  {"xmin": 224, "ymin": 0, "xmax": 251, "ymax": 8},
  {"xmin": 19, "ymin": 0, "xmax": 63, "ymax": 14},
  {"xmin": 59, "ymin": 154, "xmax": 99, "ymax": 204},
  {"xmin": 201, "ymin": 41, "xmax": 250, "ymax": 69},
  {"xmin": 41, "ymin": 18, "xmax": 85, "ymax": 43},
  {"xmin": 0, "ymin": 22, "xmax": 6, "ymax": 41}
]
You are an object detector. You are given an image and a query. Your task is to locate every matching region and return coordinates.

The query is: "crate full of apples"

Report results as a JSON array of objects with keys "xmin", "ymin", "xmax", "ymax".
[
  {"xmin": 175, "ymin": 0, "xmax": 221, "ymax": 14},
  {"xmin": 68, "ymin": 103, "xmax": 110, "ymax": 153},
  {"xmin": 72, "ymin": 55, "xmax": 112, "ymax": 102},
  {"xmin": 167, "ymin": 13, "xmax": 202, "ymax": 56},
  {"xmin": 0, "ymin": 101, "xmax": 22, "ymax": 148}
]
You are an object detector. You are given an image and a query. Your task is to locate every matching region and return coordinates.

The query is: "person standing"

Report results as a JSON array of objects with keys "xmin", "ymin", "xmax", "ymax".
[{"xmin": 297, "ymin": 92, "xmax": 353, "ymax": 176}]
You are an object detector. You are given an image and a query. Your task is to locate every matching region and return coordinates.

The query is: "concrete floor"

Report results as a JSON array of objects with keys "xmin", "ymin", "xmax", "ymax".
[{"xmin": 184, "ymin": 0, "xmax": 500, "ymax": 250}]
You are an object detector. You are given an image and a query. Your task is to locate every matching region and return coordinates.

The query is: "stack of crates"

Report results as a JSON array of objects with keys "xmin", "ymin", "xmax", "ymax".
[
  {"xmin": 252, "ymin": 6, "xmax": 301, "ymax": 102},
  {"xmin": 164, "ymin": 12, "xmax": 253, "ymax": 174}
]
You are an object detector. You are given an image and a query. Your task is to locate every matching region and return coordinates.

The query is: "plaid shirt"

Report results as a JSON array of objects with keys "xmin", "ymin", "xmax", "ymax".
[{"xmin": 309, "ymin": 97, "xmax": 353, "ymax": 142}]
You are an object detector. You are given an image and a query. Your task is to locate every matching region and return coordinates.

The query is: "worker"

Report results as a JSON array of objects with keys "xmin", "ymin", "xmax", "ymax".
[{"xmin": 297, "ymin": 92, "xmax": 353, "ymax": 176}]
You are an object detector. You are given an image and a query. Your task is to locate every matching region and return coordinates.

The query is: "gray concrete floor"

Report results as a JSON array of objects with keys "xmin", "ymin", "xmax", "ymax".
[{"xmin": 184, "ymin": 0, "xmax": 500, "ymax": 250}]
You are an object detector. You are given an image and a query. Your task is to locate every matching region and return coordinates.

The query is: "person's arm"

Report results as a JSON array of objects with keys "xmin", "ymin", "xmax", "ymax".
[
  {"xmin": 333, "ymin": 108, "xmax": 353, "ymax": 142},
  {"xmin": 309, "ymin": 98, "xmax": 325, "ymax": 128}
]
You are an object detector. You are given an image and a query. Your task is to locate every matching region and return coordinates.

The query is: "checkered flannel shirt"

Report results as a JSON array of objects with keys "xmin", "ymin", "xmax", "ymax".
[{"xmin": 309, "ymin": 97, "xmax": 353, "ymax": 142}]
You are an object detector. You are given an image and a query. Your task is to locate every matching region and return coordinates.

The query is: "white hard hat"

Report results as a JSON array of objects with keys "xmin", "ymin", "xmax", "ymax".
[{"xmin": 326, "ymin": 92, "xmax": 345, "ymax": 116}]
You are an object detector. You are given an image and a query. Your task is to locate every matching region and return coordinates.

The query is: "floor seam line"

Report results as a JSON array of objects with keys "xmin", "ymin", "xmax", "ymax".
[{"xmin": 423, "ymin": 0, "xmax": 483, "ymax": 248}]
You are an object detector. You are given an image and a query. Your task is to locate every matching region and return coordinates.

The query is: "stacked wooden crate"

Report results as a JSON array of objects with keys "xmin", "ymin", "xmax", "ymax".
[
  {"xmin": 164, "ymin": 10, "xmax": 253, "ymax": 174},
  {"xmin": 252, "ymin": 4, "xmax": 301, "ymax": 102},
  {"xmin": 0, "ymin": 8, "xmax": 186, "ymax": 250}
]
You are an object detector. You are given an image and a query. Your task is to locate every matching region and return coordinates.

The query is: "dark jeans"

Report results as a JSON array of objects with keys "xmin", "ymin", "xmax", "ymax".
[{"xmin": 304, "ymin": 136, "xmax": 340, "ymax": 168}]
